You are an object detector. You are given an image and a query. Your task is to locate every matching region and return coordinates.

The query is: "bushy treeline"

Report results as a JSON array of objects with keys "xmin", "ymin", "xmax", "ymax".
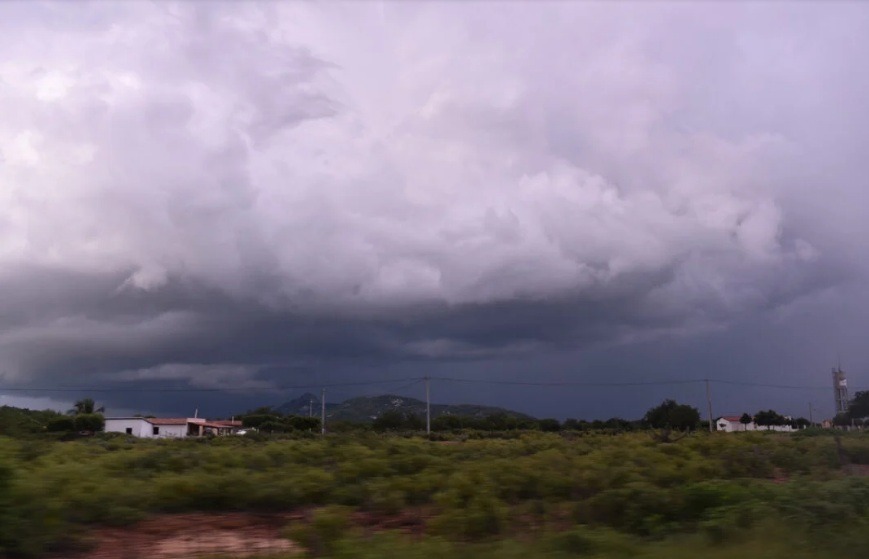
[
  {"xmin": 0, "ymin": 406, "xmax": 105, "ymax": 438},
  {"xmin": 1, "ymin": 399, "xmax": 819, "ymax": 441},
  {"xmin": 0, "ymin": 407, "xmax": 64, "ymax": 438},
  {"xmin": 372, "ymin": 410, "xmax": 627, "ymax": 433},
  {"xmin": 241, "ymin": 407, "xmax": 321, "ymax": 433},
  {"xmin": 237, "ymin": 406, "xmax": 642, "ymax": 434},
  {"xmin": 265, "ymin": 400, "xmax": 813, "ymax": 434},
  {"xmin": 44, "ymin": 413, "xmax": 105, "ymax": 433},
  {"xmin": 835, "ymin": 390, "xmax": 869, "ymax": 427},
  {"xmin": 1, "ymin": 430, "xmax": 868, "ymax": 557}
]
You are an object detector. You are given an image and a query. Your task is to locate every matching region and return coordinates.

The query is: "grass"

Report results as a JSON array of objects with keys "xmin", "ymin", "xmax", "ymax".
[{"xmin": 0, "ymin": 430, "xmax": 867, "ymax": 557}]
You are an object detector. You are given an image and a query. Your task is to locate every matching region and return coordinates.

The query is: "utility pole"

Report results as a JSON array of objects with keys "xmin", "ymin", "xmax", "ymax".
[
  {"xmin": 705, "ymin": 379, "xmax": 714, "ymax": 433},
  {"xmin": 309, "ymin": 398, "xmax": 313, "ymax": 418},
  {"xmin": 425, "ymin": 376, "xmax": 431, "ymax": 435},
  {"xmin": 808, "ymin": 402, "xmax": 814, "ymax": 426},
  {"xmin": 321, "ymin": 388, "xmax": 326, "ymax": 436}
]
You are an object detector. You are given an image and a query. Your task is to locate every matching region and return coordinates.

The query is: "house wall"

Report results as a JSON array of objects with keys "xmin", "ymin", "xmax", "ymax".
[
  {"xmin": 105, "ymin": 419, "xmax": 189, "ymax": 438},
  {"xmin": 716, "ymin": 420, "xmax": 754, "ymax": 432},
  {"xmin": 763, "ymin": 425, "xmax": 796, "ymax": 432},
  {"xmin": 716, "ymin": 419, "xmax": 795, "ymax": 433},
  {"xmin": 151, "ymin": 424, "xmax": 187, "ymax": 438},
  {"xmin": 105, "ymin": 418, "xmax": 152, "ymax": 437}
]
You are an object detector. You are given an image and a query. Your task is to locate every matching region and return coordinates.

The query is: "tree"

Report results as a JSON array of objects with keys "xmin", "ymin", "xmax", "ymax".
[
  {"xmin": 847, "ymin": 391, "xmax": 869, "ymax": 420},
  {"xmin": 753, "ymin": 410, "xmax": 785, "ymax": 430},
  {"xmin": 372, "ymin": 410, "xmax": 423, "ymax": 432},
  {"xmin": 739, "ymin": 413, "xmax": 753, "ymax": 431},
  {"xmin": 73, "ymin": 413, "xmax": 105, "ymax": 433},
  {"xmin": 432, "ymin": 415, "xmax": 469, "ymax": 431},
  {"xmin": 286, "ymin": 416, "xmax": 321, "ymax": 431},
  {"xmin": 45, "ymin": 416, "xmax": 75, "ymax": 432},
  {"xmin": 242, "ymin": 414, "xmax": 279, "ymax": 429},
  {"xmin": 562, "ymin": 418, "xmax": 586, "ymax": 431},
  {"xmin": 537, "ymin": 419, "xmax": 562, "ymax": 432},
  {"xmin": 0, "ymin": 406, "xmax": 64, "ymax": 437},
  {"xmin": 69, "ymin": 398, "xmax": 104, "ymax": 415},
  {"xmin": 62, "ymin": 397, "xmax": 105, "ymax": 434},
  {"xmin": 603, "ymin": 417, "xmax": 636, "ymax": 432},
  {"xmin": 643, "ymin": 400, "xmax": 701, "ymax": 431}
]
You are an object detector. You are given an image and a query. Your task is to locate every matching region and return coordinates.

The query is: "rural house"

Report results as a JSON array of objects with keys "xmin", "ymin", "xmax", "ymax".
[
  {"xmin": 104, "ymin": 417, "xmax": 242, "ymax": 438},
  {"xmin": 715, "ymin": 415, "xmax": 795, "ymax": 433}
]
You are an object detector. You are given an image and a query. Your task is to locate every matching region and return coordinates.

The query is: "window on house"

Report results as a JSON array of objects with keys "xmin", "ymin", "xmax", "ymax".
[
  {"xmin": 153, "ymin": 426, "xmax": 160, "ymax": 435},
  {"xmin": 125, "ymin": 428, "xmax": 133, "ymax": 435}
]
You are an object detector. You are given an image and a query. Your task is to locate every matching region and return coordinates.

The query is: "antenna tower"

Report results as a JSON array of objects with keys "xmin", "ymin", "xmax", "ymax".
[{"xmin": 832, "ymin": 366, "xmax": 850, "ymax": 416}]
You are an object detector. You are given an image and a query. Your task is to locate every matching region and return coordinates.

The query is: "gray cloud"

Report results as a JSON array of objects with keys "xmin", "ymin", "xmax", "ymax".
[{"xmin": 0, "ymin": 2, "xmax": 867, "ymax": 418}]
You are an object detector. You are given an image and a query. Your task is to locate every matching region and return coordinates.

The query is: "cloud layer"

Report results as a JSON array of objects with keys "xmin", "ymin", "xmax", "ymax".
[{"xmin": 0, "ymin": 2, "xmax": 867, "ymax": 415}]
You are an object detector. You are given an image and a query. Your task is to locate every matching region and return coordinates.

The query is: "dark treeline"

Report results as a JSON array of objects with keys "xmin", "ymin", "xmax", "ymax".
[
  {"xmin": 236, "ymin": 400, "xmax": 822, "ymax": 436},
  {"xmin": 835, "ymin": 391, "xmax": 869, "ymax": 427},
  {"xmin": 0, "ymin": 398, "xmax": 844, "ymax": 441},
  {"xmin": 241, "ymin": 406, "xmax": 321, "ymax": 433}
]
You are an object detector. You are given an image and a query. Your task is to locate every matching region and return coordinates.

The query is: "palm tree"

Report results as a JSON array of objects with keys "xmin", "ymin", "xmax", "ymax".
[{"xmin": 68, "ymin": 398, "xmax": 105, "ymax": 415}]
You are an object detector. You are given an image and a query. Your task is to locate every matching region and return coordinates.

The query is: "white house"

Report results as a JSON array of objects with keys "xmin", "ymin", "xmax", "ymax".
[
  {"xmin": 104, "ymin": 417, "xmax": 241, "ymax": 438},
  {"xmin": 716, "ymin": 416, "xmax": 755, "ymax": 432},
  {"xmin": 715, "ymin": 416, "xmax": 795, "ymax": 433}
]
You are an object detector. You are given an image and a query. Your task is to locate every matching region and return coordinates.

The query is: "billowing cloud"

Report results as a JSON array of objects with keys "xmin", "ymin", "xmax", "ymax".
[{"xmin": 0, "ymin": 2, "xmax": 867, "ymax": 416}]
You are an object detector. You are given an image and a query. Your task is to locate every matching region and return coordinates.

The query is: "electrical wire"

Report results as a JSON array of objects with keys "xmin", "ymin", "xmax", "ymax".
[{"xmin": 0, "ymin": 376, "xmax": 862, "ymax": 393}]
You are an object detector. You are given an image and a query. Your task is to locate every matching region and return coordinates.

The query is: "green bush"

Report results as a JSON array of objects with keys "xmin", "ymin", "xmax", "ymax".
[
  {"xmin": 45, "ymin": 417, "xmax": 75, "ymax": 432},
  {"xmin": 0, "ymin": 430, "xmax": 868, "ymax": 555},
  {"xmin": 286, "ymin": 505, "xmax": 353, "ymax": 557},
  {"xmin": 72, "ymin": 414, "xmax": 105, "ymax": 432}
]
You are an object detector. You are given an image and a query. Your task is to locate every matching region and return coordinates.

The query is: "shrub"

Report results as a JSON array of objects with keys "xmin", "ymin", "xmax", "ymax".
[
  {"xmin": 45, "ymin": 417, "xmax": 75, "ymax": 432},
  {"xmin": 73, "ymin": 414, "xmax": 105, "ymax": 433},
  {"xmin": 286, "ymin": 505, "xmax": 352, "ymax": 557}
]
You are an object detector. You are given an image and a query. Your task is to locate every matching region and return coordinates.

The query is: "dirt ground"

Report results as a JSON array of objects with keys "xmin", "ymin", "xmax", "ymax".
[
  {"xmin": 79, "ymin": 513, "xmax": 301, "ymax": 559},
  {"xmin": 70, "ymin": 508, "xmax": 427, "ymax": 559}
]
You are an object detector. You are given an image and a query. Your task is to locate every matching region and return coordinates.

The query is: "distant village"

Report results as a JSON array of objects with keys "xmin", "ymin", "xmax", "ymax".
[{"xmin": 101, "ymin": 367, "xmax": 865, "ymax": 439}]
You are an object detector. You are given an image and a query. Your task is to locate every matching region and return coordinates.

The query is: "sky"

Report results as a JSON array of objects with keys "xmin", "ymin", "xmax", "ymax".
[{"xmin": 0, "ymin": 1, "xmax": 867, "ymax": 420}]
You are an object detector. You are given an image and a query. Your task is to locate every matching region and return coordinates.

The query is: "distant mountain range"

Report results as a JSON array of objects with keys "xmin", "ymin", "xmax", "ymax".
[{"xmin": 274, "ymin": 392, "xmax": 533, "ymax": 423}]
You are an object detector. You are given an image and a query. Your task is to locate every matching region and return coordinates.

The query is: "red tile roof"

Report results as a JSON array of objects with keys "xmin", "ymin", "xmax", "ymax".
[
  {"xmin": 200, "ymin": 422, "xmax": 241, "ymax": 429},
  {"xmin": 107, "ymin": 417, "xmax": 242, "ymax": 427}
]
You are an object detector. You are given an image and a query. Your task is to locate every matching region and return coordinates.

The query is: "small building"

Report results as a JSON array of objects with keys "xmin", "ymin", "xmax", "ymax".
[
  {"xmin": 715, "ymin": 416, "xmax": 795, "ymax": 433},
  {"xmin": 716, "ymin": 416, "xmax": 754, "ymax": 432},
  {"xmin": 104, "ymin": 417, "xmax": 242, "ymax": 438}
]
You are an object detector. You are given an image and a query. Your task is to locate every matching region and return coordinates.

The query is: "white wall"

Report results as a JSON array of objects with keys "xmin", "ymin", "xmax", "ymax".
[
  {"xmin": 152, "ymin": 424, "xmax": 187, "ymax": 438},
  {"xmin": 716, "ymin": 420, "xmax": 751, "ymax": 432},
  {"xmin": 105, "ymin": 418, "xmax": 152, "ymax": 437},
  {"xmin": 105, "ymin": 418, "xmax": 189, "ymax": 438},
  {"xmin": 763, "ymin": 425, "xmax": 796, "ymax": 432},
  {"xmin": 716, "ymin": 419, "xmax": 795, "ymax": 433}
]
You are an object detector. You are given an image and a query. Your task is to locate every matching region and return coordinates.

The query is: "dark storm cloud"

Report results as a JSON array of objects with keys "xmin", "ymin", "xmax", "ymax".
[{"xmin": 1, "ymin": 1, "xmax": 867, "ymax": 417}]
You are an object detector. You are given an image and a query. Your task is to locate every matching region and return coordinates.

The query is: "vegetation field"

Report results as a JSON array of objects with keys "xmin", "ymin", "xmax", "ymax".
[{"xmin": 1, "ymin": 429, "xmax": 868, "ymax": 558}]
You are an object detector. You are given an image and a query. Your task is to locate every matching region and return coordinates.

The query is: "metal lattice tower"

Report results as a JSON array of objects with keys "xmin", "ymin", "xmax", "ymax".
[{"xmin": 832, "ymin": 367, "xmax": 850, "ymax": 415}]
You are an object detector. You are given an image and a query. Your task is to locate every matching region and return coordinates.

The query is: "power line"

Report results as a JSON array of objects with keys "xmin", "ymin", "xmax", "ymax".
[
  {"xmin": 0, "ymin": 377, "xmax": 422, "ymax": 394},
  {"xmin": 390, "ymin": 378, "xmax": 425, "ymax": 392},
  {"xmin": 709, "ymin": 379, "xmax": 852, "ymax": 391},
  {"xmin": 436, "ymin": 377, "xmax": 866, "ymax": 391},
  {"xmin": 0, "ymin": 376, "xmax": 861, "ymax": 394},
  {"xmin": 430, "ymin": 376, "xmax": 701, "ymax": 387}
]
